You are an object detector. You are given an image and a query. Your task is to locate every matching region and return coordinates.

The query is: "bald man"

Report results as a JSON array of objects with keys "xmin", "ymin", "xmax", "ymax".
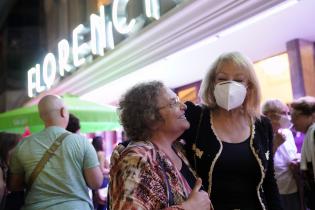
[{"xmin": 9, "ymin": 95, "xmax": 103, "ymax": 210}]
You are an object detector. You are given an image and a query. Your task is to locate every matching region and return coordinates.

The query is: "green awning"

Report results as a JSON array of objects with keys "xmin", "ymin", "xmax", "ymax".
[{"xmin": 0, "ymin": 94, "xmax": 121, "ymax": 134}]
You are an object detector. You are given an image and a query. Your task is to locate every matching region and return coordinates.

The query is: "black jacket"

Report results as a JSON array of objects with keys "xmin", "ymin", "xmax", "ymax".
[{"xmin": 181, "ymin": 101, "xmax": 283, "ymax": 210}]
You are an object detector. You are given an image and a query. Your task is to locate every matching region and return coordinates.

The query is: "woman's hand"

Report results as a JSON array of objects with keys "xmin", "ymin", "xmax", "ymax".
[{"xmin": 181, "ymin": 178, "xmax": 211, "ymax": 210}]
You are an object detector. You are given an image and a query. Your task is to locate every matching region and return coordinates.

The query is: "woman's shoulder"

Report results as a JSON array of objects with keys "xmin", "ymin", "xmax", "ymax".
[
  {"xmin": 185, "ymin": 101, "xmax": 208, "ymax": 122},
  {"xmin": 255, "ymin": 115, "xmax": 269, "ymax": 123},
  {"xmin": 185, "ymin": 101, "xmax": 204, "ymax": 112},
  {"xmin": 254, "ymin": 115, "xmax": 272, "ymax": 129},
  {"xmin": 124, "ymin": 141, "xmax": 155, "ymax": 157},
  {"xmin": 112, "ymin": 141, "xmax": 155, "ymax": 169}
]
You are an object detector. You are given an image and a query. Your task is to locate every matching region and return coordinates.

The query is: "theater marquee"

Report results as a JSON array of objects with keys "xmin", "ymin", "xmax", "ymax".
[{"xmin": 27, "ymin": 0, "xmax": 178, "ymax": 97}]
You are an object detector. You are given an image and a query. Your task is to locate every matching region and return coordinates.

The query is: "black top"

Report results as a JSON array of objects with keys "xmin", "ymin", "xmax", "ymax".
[
  {"xmin": 181, "ymin": 101, "xmax": 283, "ymax": 210},
  {"xmin": 212, "ymin": 138, "xmax": 261, "ymax": 209}
]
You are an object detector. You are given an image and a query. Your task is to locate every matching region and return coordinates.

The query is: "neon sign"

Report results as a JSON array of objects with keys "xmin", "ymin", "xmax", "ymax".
[{"xmin": 27, "ymin": 0, "xmax": 165, "ymax": 97}]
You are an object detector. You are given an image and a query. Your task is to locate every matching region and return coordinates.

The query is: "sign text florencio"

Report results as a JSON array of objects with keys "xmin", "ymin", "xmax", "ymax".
[{"xmin": 27, "ymin": 0, "xmax": 166, "ymax": 97}]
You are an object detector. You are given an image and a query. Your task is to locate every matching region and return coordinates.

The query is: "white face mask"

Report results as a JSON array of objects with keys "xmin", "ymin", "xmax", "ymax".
[
  {"xmin": 279, "ymin": 115, "xmax": 292, "ymax": 129},
  {"xmin": 214, "ymin": 81, "xmax": 247, "ymax": 111}
]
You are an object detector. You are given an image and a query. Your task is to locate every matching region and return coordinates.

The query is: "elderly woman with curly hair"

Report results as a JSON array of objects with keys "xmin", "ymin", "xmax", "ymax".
[{"xmin": 108, "ymin": 81, "xmax": 211, "ymax": 210}]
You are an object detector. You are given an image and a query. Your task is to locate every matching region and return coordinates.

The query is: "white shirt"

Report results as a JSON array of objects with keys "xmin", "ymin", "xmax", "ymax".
[{"xmin": 273, "ymin": 128, "xmax": 299, "ymax": 194}]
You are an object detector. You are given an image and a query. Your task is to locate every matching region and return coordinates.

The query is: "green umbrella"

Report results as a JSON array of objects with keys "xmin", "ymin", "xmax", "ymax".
[{"xmin": 0, "ymin": 94, "xmax": 121, "ymax": 134}]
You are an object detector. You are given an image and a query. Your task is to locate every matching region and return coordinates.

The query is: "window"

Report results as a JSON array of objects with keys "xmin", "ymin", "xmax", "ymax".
[{"xmin": 254, "ymin": 53, "xmax": 293, "ymax": 104}]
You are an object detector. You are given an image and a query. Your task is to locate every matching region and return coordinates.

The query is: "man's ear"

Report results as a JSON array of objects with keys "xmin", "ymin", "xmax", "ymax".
[{"xmin": 60, "ymin": 107, "xmax": 66, "ymax": 118}]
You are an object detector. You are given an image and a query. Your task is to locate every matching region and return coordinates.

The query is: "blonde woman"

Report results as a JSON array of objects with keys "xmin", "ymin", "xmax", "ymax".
[{"xmin": 181, "ymin": 52, "xmax": 282, "ymax": 210}]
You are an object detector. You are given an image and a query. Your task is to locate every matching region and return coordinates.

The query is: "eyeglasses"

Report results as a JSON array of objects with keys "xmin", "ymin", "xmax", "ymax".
[
  {"xmin": 158, "ymin": 96, "xmax": 182, "ymax": 110},
  {"xmin": 265, "ymin": 111, "xmax": 290, "ymax": 119}
]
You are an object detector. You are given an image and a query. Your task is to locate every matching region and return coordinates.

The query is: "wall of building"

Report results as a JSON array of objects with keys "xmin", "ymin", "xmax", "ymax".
[{"xmin": 0, "ymin": 0, "xmax": 45, "ymax": 112}]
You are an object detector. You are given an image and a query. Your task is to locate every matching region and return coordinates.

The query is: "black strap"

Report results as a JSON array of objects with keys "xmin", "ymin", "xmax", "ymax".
[
  {"xmin": 119, "ymin": 140, "xmax": 130, "ymax": 147},
  {"xmin": 28, "ymin": 132, "xmax": 70, "ymax": 190},
  {"xmin": 156, "ymin": 152, "xmax": 174, "ymax": 206}
]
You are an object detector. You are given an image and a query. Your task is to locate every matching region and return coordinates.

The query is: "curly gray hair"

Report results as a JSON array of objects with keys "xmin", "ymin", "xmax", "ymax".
[{"xmin": 118, "ymin": 81, "xmax": 165, "ymax": 141}]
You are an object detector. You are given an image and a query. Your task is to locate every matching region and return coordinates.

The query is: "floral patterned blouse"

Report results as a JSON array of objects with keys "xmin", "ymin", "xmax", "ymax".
[{"xmin": 108, "ymin": 140, "xmax": 196, "ymax": 210}]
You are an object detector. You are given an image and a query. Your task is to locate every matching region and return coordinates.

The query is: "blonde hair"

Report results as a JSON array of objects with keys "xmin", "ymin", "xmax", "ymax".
[{"xmin": 199, "ymin": 52, "xmax": 261, "ymax": 119}]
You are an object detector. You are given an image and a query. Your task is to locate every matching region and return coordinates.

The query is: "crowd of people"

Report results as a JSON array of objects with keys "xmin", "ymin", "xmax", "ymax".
[{"xmin": 0, "ymin": 51, "xmax": 314, "ymax": 210}]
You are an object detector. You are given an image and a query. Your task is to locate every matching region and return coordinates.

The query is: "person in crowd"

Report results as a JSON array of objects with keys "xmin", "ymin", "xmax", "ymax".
[
  {"xmin": 66, "ymin": 113, "xmax": 81, "ymax": 133},
  {"xmin": 67, "ymin": 114, "xmax": 103, "ymax": 207},
  {"xmin": 0, "ymin": 132, "xmax": 21, "ymax": 209},
  {"xmin": 108, "ymin": 81, "xmax": 211, "ymax": 210},
  {"xmin": 92, "ymin": 136, "xmax": 110, "ymax": 176},
  {"xmin": 181, "ymin": 52, "xmax": 282, "ymax": 210},
  {"xmin": 262, "ymin": 99, "xmax": 300, "ymax": 210},
  {"xmin": 92, "ymin": 136, "xmax": 110, "ymax": 210},
  {"xmin": 9, "ymin": 94, "xmax": 103, "ymax": 210},
  {"xmin": 291, "ymin": 96, "xmax": 315, "ymax": 210}
]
